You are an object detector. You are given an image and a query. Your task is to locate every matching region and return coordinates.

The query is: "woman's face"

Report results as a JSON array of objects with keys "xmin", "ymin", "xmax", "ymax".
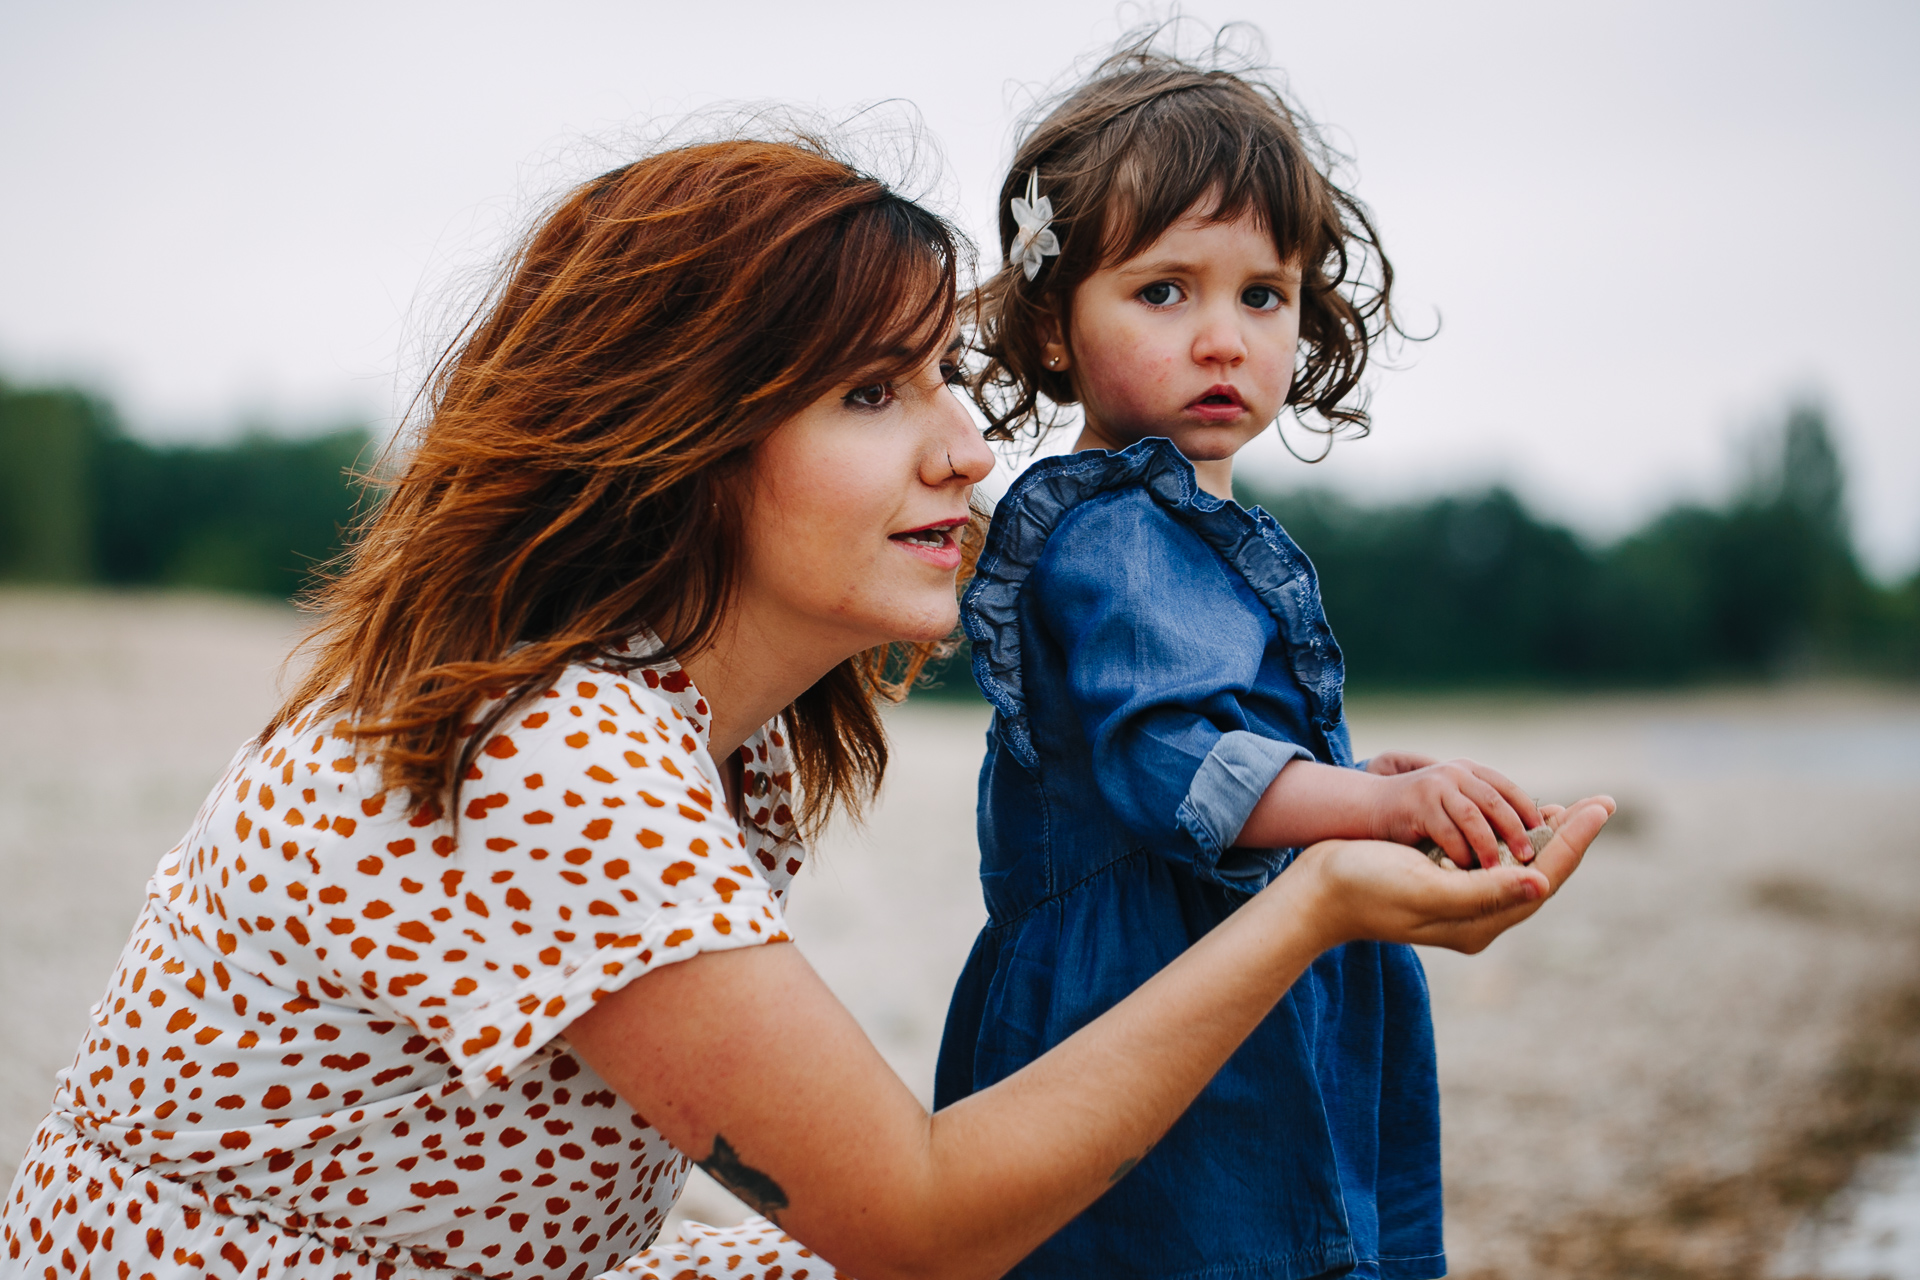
[{"xmin": 740, "ymin": 335, "xmax": 994, "ymax": 655}]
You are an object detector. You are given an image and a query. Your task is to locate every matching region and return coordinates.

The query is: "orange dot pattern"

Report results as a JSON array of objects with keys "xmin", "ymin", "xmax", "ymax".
[{"xmin": 3, "ymin": 650, "xmax": 840, "ymax": 1279}]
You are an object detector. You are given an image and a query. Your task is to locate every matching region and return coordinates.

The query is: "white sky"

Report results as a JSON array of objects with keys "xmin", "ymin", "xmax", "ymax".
[{"xmin": 3, "ymin": 0, "xmax": 1917, "ymax": 575}]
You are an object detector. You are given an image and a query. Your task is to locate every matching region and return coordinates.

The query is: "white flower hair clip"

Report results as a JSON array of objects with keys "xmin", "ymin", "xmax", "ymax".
[{"xmin": 1009, "ymin": 167, "xmax": 1060, "ymax": 282}]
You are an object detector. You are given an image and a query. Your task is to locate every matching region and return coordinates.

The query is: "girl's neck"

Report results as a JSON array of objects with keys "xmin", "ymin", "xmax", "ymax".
[{"xmin": 1071, "ymin": 426, "xmax": 1238, "ymax": 501}]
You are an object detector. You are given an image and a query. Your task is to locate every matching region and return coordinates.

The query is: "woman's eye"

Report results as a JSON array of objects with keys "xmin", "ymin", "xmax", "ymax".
[
  {"xmin": 1138, "ymin": 281, "xmax": 1185, "ymax": 307},
  {"xmin": 1243, "ymin": 285, "xmax": 1285, "ymax": 312},
  {"xmin": 845, "ymin": 383, "xmax": 892, "ymax": 409},
  {"xmin": 940, "ymin": 360, "xmax": 965, "ymax": 387}
]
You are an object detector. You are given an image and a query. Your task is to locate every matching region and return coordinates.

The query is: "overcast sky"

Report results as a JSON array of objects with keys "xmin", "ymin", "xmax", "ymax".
[{"xmin": 4, "ymin": 0, "xmax": 1916, "ymax": 574}]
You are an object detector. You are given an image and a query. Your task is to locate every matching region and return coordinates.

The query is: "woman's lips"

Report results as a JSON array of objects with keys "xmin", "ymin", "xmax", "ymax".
[{"xmin": 889, "ymin": 522, "xmax": 964, "ymax": 570}]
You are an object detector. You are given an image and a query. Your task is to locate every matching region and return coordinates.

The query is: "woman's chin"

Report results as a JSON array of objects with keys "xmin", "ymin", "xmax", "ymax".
[{"xmin": 882, "ymin": 601, "xmax": 961, "ymax": 647}]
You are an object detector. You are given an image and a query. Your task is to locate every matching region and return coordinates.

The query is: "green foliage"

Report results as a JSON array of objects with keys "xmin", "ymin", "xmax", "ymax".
[
  {"xmin": 0, "ymin": 378, "xmax": 373, "ymax": 599},
  {"xmin": 92, "ymin": 429, "xmax": 374, "ymax": 597},
  {"xmin": 0, "ymin": 383, "xmax": 103, "ymax": 582},
  {"xmin": 1245, "ymin": 405, "xmax": 1917, "ymax": 688},
  {"xmin": 1253, "ymin": 487, "xmax": 1602, "ymax": 685}
]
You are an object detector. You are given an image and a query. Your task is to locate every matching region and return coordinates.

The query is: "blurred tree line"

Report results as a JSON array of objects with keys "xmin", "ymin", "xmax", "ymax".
[
  {"xmin": 0, "ymin": 378, "xmax": 371, "ymax": 599},
  {"xmin": 2, "ymin": 377, "xmax": 1914, "ymax": 686},
  {"xmin": 1240, "ymin": 405, "xmax": 1920, "ymax": 687}
]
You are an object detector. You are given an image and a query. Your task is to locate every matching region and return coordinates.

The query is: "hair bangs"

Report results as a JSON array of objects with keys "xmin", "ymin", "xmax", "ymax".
[
  {"xmin": 806, "ymin": 196, "xmax": 959, "ymax": 394},
  {"xmin": 1098, "ymin": 83, "xmax": 1326, "ymax": 271}
]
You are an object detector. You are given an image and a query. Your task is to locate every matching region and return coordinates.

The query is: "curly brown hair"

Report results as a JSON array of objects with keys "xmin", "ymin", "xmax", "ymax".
[
  {"xmin": 972, "ymin": 29, "xmax": 1398, "ymax": 448},
  {"xmin": 267, "ymin": 137, "xmax": 968, "ymax": 833}
]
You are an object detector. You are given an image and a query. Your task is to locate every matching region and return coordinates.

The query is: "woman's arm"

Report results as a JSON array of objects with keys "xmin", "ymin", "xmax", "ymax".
[{"xmin": 566, "ymin": 797, "xmax": 1612, "ymax": 1280}]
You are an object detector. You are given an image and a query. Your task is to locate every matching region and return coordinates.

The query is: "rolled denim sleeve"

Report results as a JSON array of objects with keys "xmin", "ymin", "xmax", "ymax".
[
  {"xmin": 1033, "ymin": 492, "xmax": 1313, "ymax": 883},
  {"xmin": 1176, "ymin": 730, "xmax": 1312, "ymax": 857}
]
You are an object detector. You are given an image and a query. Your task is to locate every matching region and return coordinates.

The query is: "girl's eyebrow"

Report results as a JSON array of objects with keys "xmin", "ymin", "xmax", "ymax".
[
  {"xmin": 1114, "ymin": 256, "xmax": 1297, "ymax": 279},
  {"xmin": 1115, "ymin": 257, "xmax": 1205, "ymax": 277}
]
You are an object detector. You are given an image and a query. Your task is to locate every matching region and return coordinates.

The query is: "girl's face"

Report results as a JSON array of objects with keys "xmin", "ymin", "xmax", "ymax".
[
  {"xmin": 740, "ymin": 336, "xmax": 993, "ymax": 656},
  {"xmin": 1051, "ymin": 207, "xmax": 1302, "ymax": 480}
]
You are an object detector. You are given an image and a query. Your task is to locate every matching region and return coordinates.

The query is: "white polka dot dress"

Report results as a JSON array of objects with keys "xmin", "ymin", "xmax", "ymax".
[{"xmin": 4, "ymin": 648, "xmax": 848, "ymax": 1279}]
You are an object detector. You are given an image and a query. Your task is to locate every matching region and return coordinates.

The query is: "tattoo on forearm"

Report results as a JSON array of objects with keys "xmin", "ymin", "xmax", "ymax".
[
  {"xmin": 699, "ymin": 1133, "xmax": 790, "ymax": 1222},
  {"xmin": 1109, "ymin": 1155, "xmax": 1140, "ymax": 1184}
]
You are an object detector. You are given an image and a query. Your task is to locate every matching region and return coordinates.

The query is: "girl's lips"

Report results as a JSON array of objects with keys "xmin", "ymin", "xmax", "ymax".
[{"xmin": 1185, "ymin": 384, "xmax": 1248, "ymax": 424}]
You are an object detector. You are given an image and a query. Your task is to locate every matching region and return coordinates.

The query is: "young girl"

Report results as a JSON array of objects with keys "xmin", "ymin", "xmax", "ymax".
[{"xmin": 935, "ymin": 41, "xmax": 1565, "ymax": 1280}]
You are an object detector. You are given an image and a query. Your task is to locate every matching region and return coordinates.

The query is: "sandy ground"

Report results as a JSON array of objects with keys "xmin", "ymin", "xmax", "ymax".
[{"xmin": 4, "ymin": 588, "xmax": 1919, "ymax": 1277}]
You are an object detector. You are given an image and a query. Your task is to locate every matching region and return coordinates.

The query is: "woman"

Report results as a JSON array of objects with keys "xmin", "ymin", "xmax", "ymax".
[{"xmin": 3, "ymin": 137, "xmax": 1609, "ymax": 1280}]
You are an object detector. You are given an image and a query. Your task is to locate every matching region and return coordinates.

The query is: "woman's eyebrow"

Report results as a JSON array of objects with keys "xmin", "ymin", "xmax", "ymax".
[{"xmin": 873, "ymin": 332, "xmax": 963, "ymax": 364}]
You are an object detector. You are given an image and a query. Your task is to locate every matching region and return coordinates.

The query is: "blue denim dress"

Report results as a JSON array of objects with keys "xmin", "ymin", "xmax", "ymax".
[{"xmin": 934, "ymin": 440, "xmax": 1445, "ymax": 1280}]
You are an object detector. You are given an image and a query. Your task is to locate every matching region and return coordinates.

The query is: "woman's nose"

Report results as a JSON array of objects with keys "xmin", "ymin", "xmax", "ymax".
[{"xmin": 927, "ymin": 393, "xmax": 996, "ymax": 485}]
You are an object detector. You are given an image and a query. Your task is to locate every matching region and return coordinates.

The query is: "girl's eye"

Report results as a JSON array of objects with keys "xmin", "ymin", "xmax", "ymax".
[
  {"xmin": 940, "ymin": 359, "xmax": 965, "ymax": 388},
  {"xmin": 1243, "ymin": 285, "xmax": 1285, "ymax": 312},
  {"xmin": 1138, "ymin": 281, "xmax": 1185, "ymax": 307},
  {"xmin": 845, "ymin": 383, "xmax": 893, "ymax": 409}
]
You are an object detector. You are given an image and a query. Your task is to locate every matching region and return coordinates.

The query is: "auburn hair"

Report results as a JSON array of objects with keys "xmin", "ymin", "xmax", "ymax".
[
  {"xmin": 973, "ymin": 30, "xmax": 1397, "ymax": 447},
  {"xmin": 269, "ymin": 137, "xmax": 965, "ymax": 832}
]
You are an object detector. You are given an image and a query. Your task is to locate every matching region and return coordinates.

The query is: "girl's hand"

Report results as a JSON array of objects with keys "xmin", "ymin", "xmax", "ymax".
[
  {"xmin": 1370, "ymin": 757, "xmax": 1543, "ymax": 868},
  {"xmin": 1298, "ymin": 794, "xmax": 1613, "ymax": 954}
]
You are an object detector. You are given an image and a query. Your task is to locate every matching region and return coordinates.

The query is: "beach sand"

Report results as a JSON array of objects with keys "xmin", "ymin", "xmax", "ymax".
[{"xmin": 4, "ymin": 589, "xmax": 1917, "ymax": 1277}]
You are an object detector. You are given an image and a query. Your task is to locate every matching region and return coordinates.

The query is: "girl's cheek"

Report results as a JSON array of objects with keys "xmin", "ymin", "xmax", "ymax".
[{"xmin": 1096, "ymin": 335, "xmax": 1174, "ymax": 403}]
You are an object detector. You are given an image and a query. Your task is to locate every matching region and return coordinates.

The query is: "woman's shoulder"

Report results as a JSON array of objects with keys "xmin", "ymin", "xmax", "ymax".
[
  {"xmin": 174, "ymin": 648, "xmax": 798, "ymax": 1091},
  {"xmin": 260, "ymin": 655, "xmax": 719, "ymax": 813}
]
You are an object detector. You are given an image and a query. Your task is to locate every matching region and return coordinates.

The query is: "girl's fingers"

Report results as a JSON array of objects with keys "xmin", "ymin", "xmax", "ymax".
[
  {"xmin": 1469, "ymin": 762, "xmax": 1543, "ymax": 830},
  {"xmin": 1459, "ymin": 774, "xmax": 1532, "ymax": 860},
  {"xmin": 1426, "ymin": 806, "xmax": 1476, "ymax": 868},
  {"xmin": 1371, "ymin": 751, "xmax": 1438, "ymax": 776},
  {"xmin": 1442, "ymin": 790, "xmax": 1503, "ymax": 868}
]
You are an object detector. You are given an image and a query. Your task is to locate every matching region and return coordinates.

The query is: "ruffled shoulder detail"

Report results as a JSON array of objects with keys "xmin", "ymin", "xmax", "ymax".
[{"xmin": 960, "ymin": 438, "xmax": 1347, "ymax": 768}]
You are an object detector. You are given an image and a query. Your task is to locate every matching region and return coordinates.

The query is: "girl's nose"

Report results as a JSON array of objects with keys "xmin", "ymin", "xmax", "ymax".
[{"xmin": 1191, "ymin": 307, "xmax": 1248, "ymax": 368}]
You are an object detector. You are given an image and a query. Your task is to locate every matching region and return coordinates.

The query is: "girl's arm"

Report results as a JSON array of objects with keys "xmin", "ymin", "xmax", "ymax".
[
  {"xmin": 566, "ymin": 798, "xmax": 1612, "ymax": 1280},
  {"xmin": 1237, "ymin": 755, "xmax": 1544, "ymax": 868}
]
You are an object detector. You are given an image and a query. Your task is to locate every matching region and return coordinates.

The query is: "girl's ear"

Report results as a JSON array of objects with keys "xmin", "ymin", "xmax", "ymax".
[{"xmin": 1039, "ymin": 309, "xmax": 1071, "ymax": 373}]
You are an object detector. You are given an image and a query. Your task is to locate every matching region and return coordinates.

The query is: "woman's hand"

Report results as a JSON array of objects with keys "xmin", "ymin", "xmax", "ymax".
[
  {"xmin": 1290, "ymin": 794, "xmax": 1612, "ymax": 954},
  {"xmin": 1362, "ymin": 750, "xmax": 1437, "ymax": 776}
]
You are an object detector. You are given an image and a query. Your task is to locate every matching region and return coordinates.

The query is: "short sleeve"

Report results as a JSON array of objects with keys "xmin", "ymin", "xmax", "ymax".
[
  {"xmin": 302, "ymin": 671, "xmax": 791, "ymax": 1094},
  {"xmin": 1033, "ymin": 494, "xmax": 1311, "ymax": 874}
]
